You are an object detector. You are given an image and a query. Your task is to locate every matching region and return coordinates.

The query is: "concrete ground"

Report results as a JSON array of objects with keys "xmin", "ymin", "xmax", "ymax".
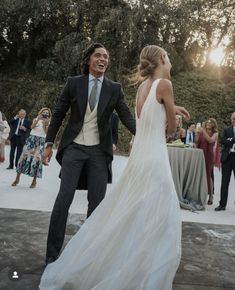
[
  {"xmin": 0, "ymin": 209, "xmax": 234, "ymax": 290},
  {"xmin": 0, "ymin": 146, "xmax": 235, "ymax": 289}
]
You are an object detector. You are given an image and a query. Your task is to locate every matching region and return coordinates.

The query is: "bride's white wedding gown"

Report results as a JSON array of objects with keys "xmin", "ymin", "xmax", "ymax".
[{"xmin": 39, "ymin": 79, "xmax": 181, "ymax": 290}]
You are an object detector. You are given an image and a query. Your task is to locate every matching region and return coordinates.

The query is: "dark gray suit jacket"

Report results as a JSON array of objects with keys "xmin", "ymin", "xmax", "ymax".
[
  {"xmin": 220, "ymin": 126, "xmax": 235, "ymax": 162},
  {"xmin": 46, "ymin": 74, "xmax": 136, "ymax": 189},
  {"xmin": 8, "ymin": 118, "xmax": 31, "ymax": 145}
]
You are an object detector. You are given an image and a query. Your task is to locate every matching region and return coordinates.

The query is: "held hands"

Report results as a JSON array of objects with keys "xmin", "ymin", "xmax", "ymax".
[{"xmin": 42, "ymin": 146, "xmax": 53, "ymax": 166}]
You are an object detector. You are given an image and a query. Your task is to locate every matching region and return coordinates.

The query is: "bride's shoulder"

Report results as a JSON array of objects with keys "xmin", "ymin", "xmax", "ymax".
[
  {"xmin": 156, "ymin": 79, "xmax": 173, "ymax": 103},
  {"xmin": 138, "ymin": 80, "xmax": 148, "ymax": 90},
  {"xmin": 158, "ymin": 79, "xmax": 172, "ymax": 88},
  {"xmin": 157, "ymin": 79, "xmax": 173, "ymax": 95}
]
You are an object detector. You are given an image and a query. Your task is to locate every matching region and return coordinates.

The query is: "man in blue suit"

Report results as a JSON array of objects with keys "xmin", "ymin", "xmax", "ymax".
[{"xmin": 7, "ymin": 109, "xmax": 31, "ymax": 169}]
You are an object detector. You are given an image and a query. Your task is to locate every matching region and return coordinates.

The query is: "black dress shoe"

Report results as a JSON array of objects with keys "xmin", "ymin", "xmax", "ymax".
[
  {"xmin": 45, "ymin": 256, "xmax": 57, "ymax": 265},
  {"xmin": 6, "ymin": 166, "xmax": 13, "ymax": 169},
  {"xmin": 215, "ymin": 205, "xmax": 226, "ymax": 211}
]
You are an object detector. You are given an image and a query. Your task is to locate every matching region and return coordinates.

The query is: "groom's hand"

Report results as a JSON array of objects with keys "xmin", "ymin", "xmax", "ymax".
[{"xmin": 42, "ymin": 146, "xmax": 53, "ymax": 165}]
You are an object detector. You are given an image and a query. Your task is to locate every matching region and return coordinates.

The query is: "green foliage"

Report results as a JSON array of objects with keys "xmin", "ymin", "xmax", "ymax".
[
  {"xmin": 1, "ymin": 0, "xmax": 235, "ymax": 152},
  {"xmin": 118, "ymin": 67, "xmax": 235, "ymax": 151},
  {"xmin": 173, "ymin": 67, "xmax": 235, "ymax": 134},
  {"xmin": 0, "ymin": 73, "xmax": 62, "ymax": 120}
]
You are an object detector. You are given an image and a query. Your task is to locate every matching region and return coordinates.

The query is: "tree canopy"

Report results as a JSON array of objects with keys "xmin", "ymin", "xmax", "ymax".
[{"xmin": 1, "ymin": 0, "xmax": 235, "ymax": 151}]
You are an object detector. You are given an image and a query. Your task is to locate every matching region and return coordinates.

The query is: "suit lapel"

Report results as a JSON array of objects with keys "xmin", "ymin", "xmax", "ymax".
[
  {"xmin": 98, "ymin": 77, "xmax": 112, "ymax": 119},
  {"xmin": 76, "ymin": 75, "xmax": 89, "ymax": 116}
]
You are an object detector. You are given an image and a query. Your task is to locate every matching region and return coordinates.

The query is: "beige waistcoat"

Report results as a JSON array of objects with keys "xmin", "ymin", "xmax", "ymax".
[{"xmin": 73, "ymin": 103, "xmax": 99, "ymax": 145}]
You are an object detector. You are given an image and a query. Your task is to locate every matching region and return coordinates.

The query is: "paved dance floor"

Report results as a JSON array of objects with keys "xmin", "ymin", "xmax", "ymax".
[
  {"xmin": 1, "ymin": 146, "xmax": 235, "ymax": 289},
  {"xmin": 0, "ymin": 208, "xmax": 234, "ymax": 290}
]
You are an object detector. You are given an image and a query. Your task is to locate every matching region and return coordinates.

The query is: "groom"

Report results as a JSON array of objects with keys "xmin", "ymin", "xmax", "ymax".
[
  {"xmin": 43, "ymin": 43, "xmax": 190, "ymax": 264},
  {"xmin": 42, "ymin": 43, "xmax": 136, "ymax": 264}
]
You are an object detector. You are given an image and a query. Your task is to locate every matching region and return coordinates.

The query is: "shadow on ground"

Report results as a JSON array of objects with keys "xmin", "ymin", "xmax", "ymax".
[{"xmin": 0, "ymin": 208, "xmax": 234, "ymax": 290}]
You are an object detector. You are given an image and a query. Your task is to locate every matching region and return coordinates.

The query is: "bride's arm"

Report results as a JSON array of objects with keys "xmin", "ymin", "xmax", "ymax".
[{"xmin": 156, "ymin": 79, "xmax": 176, "ymax": 136}]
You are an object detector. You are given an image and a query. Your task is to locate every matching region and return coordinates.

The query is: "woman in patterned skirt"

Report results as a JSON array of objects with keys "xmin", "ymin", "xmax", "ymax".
[{"xmin": 11, "ymin": 107, "xmax": 51, "ymax": 188}]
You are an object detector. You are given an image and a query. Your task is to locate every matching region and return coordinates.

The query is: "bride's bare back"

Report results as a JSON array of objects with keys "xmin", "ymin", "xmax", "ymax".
[
  {"xmin": 136, "ymin": 80, "xmax": 153, "ymax": 119},
  {"xmin": 136, "ymin": 79, "xmax": 176, "ymax": 136}
]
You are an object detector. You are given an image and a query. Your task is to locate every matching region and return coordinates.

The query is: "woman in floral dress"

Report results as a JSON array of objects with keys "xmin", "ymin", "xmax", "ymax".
[{"xmin": 12, "ymin": 107, "xmax": 51, "ymax": 188}]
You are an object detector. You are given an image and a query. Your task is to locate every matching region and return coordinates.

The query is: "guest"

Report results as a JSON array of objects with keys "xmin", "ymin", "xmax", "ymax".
[
  {"xmin": 196, "ymin": 118, "xmax": 218, "ymax": 205},
  {"xmin": 215, "ymin": 112, "xmax": 235, "ymax": 211},
  {"xmin": 11, "ymin": 108, "xmax": 51, "ymax": 188},
  {"xmin": 111, "ymin": 113, "xmax": 119, "ymax": 151},
  {"xmin": 185, "ymin": 122, "xmax": 196, "ymax": 147},
  {"xmin": 0, "ymin": 112, "xmax": 10, "ymax": 163},
  {"xmin": 211, "ymin": 118, "xmax": 221, "ymax": 195},
  {"xmin": 167, "ymin": 114, "xmax": 186, "ymax": 143},
  {"xmin": 7, "ymin": 109, "xmax": 31, "ymax": 169}
]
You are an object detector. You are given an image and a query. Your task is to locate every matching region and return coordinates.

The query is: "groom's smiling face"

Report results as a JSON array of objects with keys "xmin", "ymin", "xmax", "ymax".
[{"xmin": 88, "ymin": 47, "xmax": 109, "ymax": 78}]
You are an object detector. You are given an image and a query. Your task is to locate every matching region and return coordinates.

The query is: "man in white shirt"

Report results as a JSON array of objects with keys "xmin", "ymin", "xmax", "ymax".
[
  {"xmin": 7, "ymin": 109, "xmax": 31, "ymax": 169},
  {"xmin": 185, "ymin": 122, "xmax": 196, "ymax": 147}
]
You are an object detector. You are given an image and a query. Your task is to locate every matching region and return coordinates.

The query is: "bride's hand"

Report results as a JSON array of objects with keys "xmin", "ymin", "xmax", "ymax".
[{"xmin": 174, "ymin": 106, "xmax": 190, "ymax": 121}]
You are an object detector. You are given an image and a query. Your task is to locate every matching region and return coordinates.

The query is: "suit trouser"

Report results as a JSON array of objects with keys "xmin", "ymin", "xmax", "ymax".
[
  {"xmin": 220, "ymin": 153, "xmax": 235, "ymax": 207},
  {"xmin": 9, "ymin": 135, "xmax": 23, "ymax": 167},
  {"xmin": 46, "ymin": 142, "xmax": 108, "ymax": 258}
]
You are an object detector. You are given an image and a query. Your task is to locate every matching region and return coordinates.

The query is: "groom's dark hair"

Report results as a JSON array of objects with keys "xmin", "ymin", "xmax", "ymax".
[{"xmin": 80, "ymin": 43, "xmax": 108, "ymax": 74}]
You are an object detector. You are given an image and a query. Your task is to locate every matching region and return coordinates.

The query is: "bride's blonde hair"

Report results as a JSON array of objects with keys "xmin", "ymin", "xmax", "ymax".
[{"xmin": 130, "ymin": 45, "xmax": 166, "ymax": 85}]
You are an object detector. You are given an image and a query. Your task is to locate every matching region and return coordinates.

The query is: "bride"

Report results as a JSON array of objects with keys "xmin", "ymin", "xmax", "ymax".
[{"xmin": 39, "ymin": 45, "xmax": 184, "ymax": 290}]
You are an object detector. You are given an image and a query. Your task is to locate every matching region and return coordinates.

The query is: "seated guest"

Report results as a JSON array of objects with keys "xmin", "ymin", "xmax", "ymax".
[
  {"xmin": 185, "ymin": 122, "xmax": 196, "ymax": 147},
  {"xmin": 196, "ymin": 118, "xmax": 218, "ymax": 205}
]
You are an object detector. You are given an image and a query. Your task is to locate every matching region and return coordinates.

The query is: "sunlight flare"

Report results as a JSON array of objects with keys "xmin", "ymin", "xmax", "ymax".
[{"xmin": 209, "ymin": 47, "xmax": 224, "ymax": 65}]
